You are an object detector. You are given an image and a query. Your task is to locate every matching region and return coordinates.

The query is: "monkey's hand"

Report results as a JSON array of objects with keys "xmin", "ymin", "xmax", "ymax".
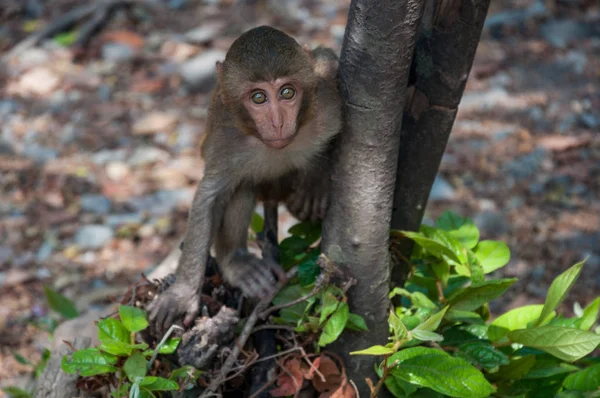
[
  {"xmin": 221, "ymin": 250, "xmax": 286, "ymax": 299},
  {"xmin": 148, "ymin": 282, "xmax": 200, "ymax": 336}
]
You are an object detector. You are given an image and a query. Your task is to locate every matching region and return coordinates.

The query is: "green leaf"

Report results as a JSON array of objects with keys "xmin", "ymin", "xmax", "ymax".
[
  {"xmin": 412, "ymin": 330, "xmax": 443, "ymax": 342},
  {"xmin": 250, "ymin": 212, "xmax": 264, "ymax": 234},
  {"xmin": 157, "ymin": 338, "xmax": 180, "ymax": 354},
  {"xmin": 100, "ymin": 340, "xmax": 147, "ymax": 356},
  {"xmin": 389, "ymin": 310, "xmax": 408, "ymax": 341},
  {"xmin": 119, "ymin": 305, "xmax": 149, "ymax": 333},
  {"xmin": 124, "ymin": 351, "xmax": 146, "ymax": 381},
  {"xmin": 319, "ymin": 291, "xmax": 340, "ymax": 324},
  {"xmin": 272, "ymin": 285, "xmax": 308, "ymax": 324},
  {"xmin": 580, "ymin": 297, "xmax": 600, "ymax": 331},
  {"xmin": 457, "ymin": 341, "xmax": 509, "ymax": 369},
  {"xmin": 280, "ymin": 236, "xmax": 311, "ymax": 267},
  {"xmin": 346, "ymin": 313, "xmax": 368, "ymax": 332},
  {"xmin": 431, "ymin": 261, "xmax": 450, "ymax": 287},
  {"xmin": 536, "ymin": 260, "xmax": 585, "ymax": 326},
  {"xmin": 414, "ymin": 307, "xmax": 448, "ymax": 332},
  {"xmin": 524, "ymin": 359, "xmax": 579, "ymax": 379},
  {"xmin": 61, "ymin": 348, "xmax": 118, "ymax": 376},
  {"xmin": 396, "ymin": 230, "xmax": 463, "ymax": 265},
  {"xmin": 44, "ymin": 286, "xmax": 78, "ymax": 319},
  {"xmin": 288, "ymin": 221, "xmax": 322, "ymax": 244},
  {"xmin": 350, "ymin": 345, "xmax": 396, "ymax": 356},
  {"xmin": 297, "ymin": 250, "xmax": 320, "ymax": 286},
  {"xmin": 318, "ymin": 302, "xmax": 349, "ymax": 347},
  {"xmin": 563, "ymin": 363, "xmax": 600, "ymax": 391},
  {"xmin": 2, "ymin": 387, "xmax": 31, "ymax": 398},
  {"xmin": 111, "ymin": 382, "xmax": 130, "ymax": 398},
  {"xmin": 436, "ymin": 211, "xmax": 480, "ymax": 249},
  {"xmin": 389, "ymin": 287, "xmax": 437, "ymax": 309},
  {"xmin": 488, "ymin": 304, "xmax": 546, "ymax": 342},
  {"xmin": 445, "ymin": 309, "xmax": 485, "ymax": 324},
  {"xmin": 467, "ymin": 251, "xmax": 485, "ymax": 284},
  {"xmin": 493, "ymin": 356, "xmax": 537, "ymax": 381},
  {"xmin": 97, "ymin": 318, "xmax": 129, "ymax": 344},
  {"xmin": 447, "ymin": 278, "xmax": 517, "ymax": 311},
  {"xmin": 169, "ymin": 365, "xmax": 202, "ymax": 382},
  {"xmin": 53, "ymin": 31, "xmax": 78, "ymax": 46},
  {"xmin": 508, "ymin": 326, "xmax": 600, "ymax": 362},
  {"xmin": 474, "ymin": 240, "xmax": 511, "ymax": 273},
  {"xmin": 139, "ymin": 376, "xmax": 179, "ymax": 391},
  {"xmin": 387, "ymin": 347, "xmax": 495, "ymax": 398}
]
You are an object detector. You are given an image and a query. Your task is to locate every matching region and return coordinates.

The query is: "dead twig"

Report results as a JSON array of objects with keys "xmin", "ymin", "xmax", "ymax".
[
  {"xmin": 199, "ymin": 267, "xmax": 298, "ymax": 397},
  {"xmin": 3, "ymin": 0, "xmax": 161, "ymax": 61}
]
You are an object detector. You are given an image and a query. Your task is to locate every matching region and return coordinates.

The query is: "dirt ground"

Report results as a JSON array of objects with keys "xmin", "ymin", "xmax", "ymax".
[{"xmin": 0, "ymin": 0, "xmax": 598, "ymax": 391}]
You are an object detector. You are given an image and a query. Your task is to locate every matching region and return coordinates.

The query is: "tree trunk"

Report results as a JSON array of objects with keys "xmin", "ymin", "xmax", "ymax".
[
  {"xmin": 390, "ymin": 0, "xmax": 491, "ymax": 285},
  {"xmin": 34, "ymin": 337, "xmax": 91, "ymax": 398},
  {"xmin": 321, "ymin": 0, "xmax": 425, "ymax": 395}
]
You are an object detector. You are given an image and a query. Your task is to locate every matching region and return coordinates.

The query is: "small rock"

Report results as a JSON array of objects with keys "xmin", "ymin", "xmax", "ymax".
[
  {"xmin": 127, "ymin": 189, "xmax": 193, "ymax": 215},
  {"xmin": 179, "ymin": 50, "xmax": 226, "ymax": 90},
  {"xmin": 132, "ymin": 111, "xmax": 178, "ymax": 135},
  {"xmin": 80, "ymin": 194, "xmax": 112, "ymax": 214},
  {"xmin": 13, "ymin": 67, "xmax": 61, "ymax": 96},
  {"xmin": 507, "ymin": 197, "xmax": 524, "ymax": 210},
  {"xmin": 106, "ymin": 213, "xmax": 144, "ymax": 227},
  {"xmin": 529, "ymin": 182, "xmax": 544, "ymax": 195},
  {"xmin": 0, "ymin": 246, "xmax": 14, "ymax": 264},
  {"xmin": 160, "ymin": 40, "xmax": 199, "ymax": 62},
  {"xmin": 540, "ymin": 19, "xmax": 590, "ymax": 49},
  {"xmin": 92, "ymin": 149, "xmax": 127, "ymax": 164},
  {"xmin": 503, "ymin": 148, "xmax": 548, "ymax": 180},
  {"xmin": 129, "ymin": 146, "xmax": 170, "ymax": 167},
  {"xmin": 51, "ymin": 307, "xmax": 112, "ymax": 352},
  {"xmin": 74, "ymin": 225, "xmax": 114, "ymax": 250},
  {"xmin": 580, "ymin": 113, "xmax": 599, "ymax": 129},
  {"xmin": 36, "ymin": 238, "xmax": 56, "ymax": 263},
  {"xmin": 105, "ymin": 161, "xmax": 130, "ymax": 181},
  {"xmin": 429, "ymin": 175, "xmax": 456, "ymax": 201},
  {"xmin": 485, "ymin": 0, "xmax": 548, "ymax": 32},
  {"xmin": 101, "ymin": 42, "xmax": 136, "ymax": 62},
  {"xmin": 21, "ymin": 144, "xmax": 58, "ymax": 164},
  {"xmin": 17, "ymin": 48, "xmax": 50, "ymax": 68},
  {"xmin": 184, "ymin": 22, "xmax": 225, "ymax": 44},
  {"xmin": 474, "ymin": 211, "xmax": 509, "ymax": 237}
]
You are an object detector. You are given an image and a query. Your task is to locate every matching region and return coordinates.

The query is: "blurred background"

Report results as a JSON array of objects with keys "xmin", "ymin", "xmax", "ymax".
[{"xmin": 0, "ymin": 0, "xmax": 598, "ymax": 390}]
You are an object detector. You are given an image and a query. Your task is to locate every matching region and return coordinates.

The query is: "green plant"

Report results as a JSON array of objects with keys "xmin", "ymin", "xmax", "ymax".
[
  {"xmin": 61, "ymin": 305, "xmax": 199, "ymax": 397},
  {"xmin": 349, "ymin": 211, "xmax": 600, "ymax": 397}
]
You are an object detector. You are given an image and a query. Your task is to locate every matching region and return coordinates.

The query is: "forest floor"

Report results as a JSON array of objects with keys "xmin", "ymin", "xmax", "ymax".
[{"xmin": 0, "ymin": 0, "xmax": 599, "ymax": 391}]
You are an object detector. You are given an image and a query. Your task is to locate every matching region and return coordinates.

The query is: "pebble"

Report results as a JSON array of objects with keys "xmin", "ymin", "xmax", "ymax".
[
  {"xmin": 429, "ymin": 175, "xmax": 456, "ymax": 201},
  {"xmin": 132, "ymin": 111, "xmax": 178, "ymax": 135},
  {"xmin": 21, "ymin": 144, "xmax": 58, "ymax": 164},
  {"xmin": 179, "ymin": 50, "xmax": 226, "ymax": 90},
  {"xmin": 106, "ymin": 213, "xmax": 144, "ymax": 228},
  {"xmin": 92, "ymin": 149, "xmax": 127, "ymax": 165},
  {"xmin": 101, "ymin": 42, "xmax": 136, "ymax": 62},
  {"xmin": 184, "ymin": 22, "xmax": 225, "ymax": 44},
  {"xmin": 105, "ymin": 161, "xmax": 130, "ymax": 181},
  {"xmin": 126, "ymin": 189, "xmax": 193, "ymax": 215},
  {"xmin": 74, "ymin": 225, "xmax": 114, "ymax": 250},
  {"xmin": 504, "ymin": 148, "xmax": 548, "ymax": 180},
  {"xmin": 80, "ymin": 194, "xmax": 112, "ymax": 214},
  {"xmin": 128, "ymin": 146, "xmax": 170, "ymax": 167},
  {"xmin": 540, "ymin": 19, "xmax": 590, "ymax": 49},
  {"xmin": 474, "ymin": 211, "xmax": 510, "ymax": 237}
]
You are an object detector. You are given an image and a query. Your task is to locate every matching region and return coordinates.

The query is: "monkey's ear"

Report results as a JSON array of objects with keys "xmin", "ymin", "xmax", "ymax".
[
  {"xmin": 216, "ymin": 61, "xmax": 223, "ymax": 76},
  {"xmin": 303, "ymin": 45, "xmax": 314, "ymax": 65}
]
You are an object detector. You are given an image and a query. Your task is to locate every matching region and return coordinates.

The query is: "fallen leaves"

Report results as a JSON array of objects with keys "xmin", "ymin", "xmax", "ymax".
[
  {"xmin": 537, "ymin": 135, "xmax": 591, "ymax": 152},
  {"xmin": 132, "ymin": 111, "xmax": 179, "ymax": 136},
  {"xmin": 270, "ymin": 353, "xmax": 355, "ymax": 398}
]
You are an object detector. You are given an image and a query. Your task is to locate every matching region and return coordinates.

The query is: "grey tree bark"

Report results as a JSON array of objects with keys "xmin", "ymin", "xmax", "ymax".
[
  {"xmin": 321, "ymin": 0, "xmax": 425, "ymax": 395},
  {"xmin": 390, "ymin": 0, "xmax": 492, "ymax": 285}
]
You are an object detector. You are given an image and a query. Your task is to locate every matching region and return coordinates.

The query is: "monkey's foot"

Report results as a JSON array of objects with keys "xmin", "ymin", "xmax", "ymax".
[
  {"xmin": 221, "ymin": 250, "xmax": 286, "ymax": 299},
  {"xmin": 256, "ymin": 228, "xmax": 280, "ymax": 263}
]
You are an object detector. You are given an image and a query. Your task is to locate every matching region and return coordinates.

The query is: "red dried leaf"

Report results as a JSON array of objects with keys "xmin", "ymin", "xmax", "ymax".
[
  {"xmin": 321, "ymin": 382, "xmax": 355, "ymax": 398},
  {"xmin": 270, "ymin": 358, "xmax": 304, "ymax": 397}
]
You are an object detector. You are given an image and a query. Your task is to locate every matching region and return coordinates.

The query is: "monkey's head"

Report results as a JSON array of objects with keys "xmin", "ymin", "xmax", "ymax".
[{"xmin": 217, "ymin": 26, "xmax": 316, "ymax": 149}]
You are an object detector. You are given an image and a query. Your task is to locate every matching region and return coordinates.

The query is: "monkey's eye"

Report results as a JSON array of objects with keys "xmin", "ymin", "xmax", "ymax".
[
  {"xmin": 280, "ymin": 87, "xmax": 296, "ymax": 100},
  {"xmin": 250, "ymin": 91, "xmax": 267, "ymax": 104}
]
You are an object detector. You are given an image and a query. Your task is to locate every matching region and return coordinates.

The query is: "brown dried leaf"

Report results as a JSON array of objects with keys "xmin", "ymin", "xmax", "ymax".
[
  {"xmin": 312, "ymin": 355, "xmax": 342, "ymax": 394},
  {"xmin": 102, "ymin": 30, "xmax": 144, "ymax": 49},
  {"xmin": 537, "ymin": 135, "xmax": 591, "ymax": 152},
  {"xmin": 271, "ymin": 358, "xmax": 304, "ymax": 397}
]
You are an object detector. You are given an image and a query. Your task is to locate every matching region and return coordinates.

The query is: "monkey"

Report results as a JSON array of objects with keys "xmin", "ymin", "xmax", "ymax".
[{"xmin": 149, "ymin": 26, "xmax": 342, "ymax": 333}]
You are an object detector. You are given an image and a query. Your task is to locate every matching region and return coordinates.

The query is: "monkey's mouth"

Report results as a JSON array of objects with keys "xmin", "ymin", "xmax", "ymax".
[{"xmin": 262, "ymin": 137, "xmax": 294, "ymax": 149}]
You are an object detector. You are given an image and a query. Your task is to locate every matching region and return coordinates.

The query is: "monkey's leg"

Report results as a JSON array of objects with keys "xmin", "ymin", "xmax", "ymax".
[
  {"xmin": 216, "ymin": 188, "xmax": 283, "ymax": 299},
  {"xmin": 149, "ymin": 178, "xmax": 227, "ymax": 333},
  {"xmin": 257, "ymin": 200, "xmax": 280, "ymax": 263}
]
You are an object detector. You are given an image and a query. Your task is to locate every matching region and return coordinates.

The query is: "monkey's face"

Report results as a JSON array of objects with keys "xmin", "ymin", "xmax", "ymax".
[{"xmin": 242, "ymin": 78, "xmax": 303, "ymax": 149}]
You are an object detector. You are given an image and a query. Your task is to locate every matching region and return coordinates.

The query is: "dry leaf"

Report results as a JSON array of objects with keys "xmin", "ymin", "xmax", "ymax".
[
  {"xmin": 270, "ymin": 358, "xmax": 304, "ymax": 397},
  {"xmin": 312, "ymin": 355, "xmax": 342, "ymax": 393},
  {"xmin": 102, "ymin": 30, "xmax": 144, "ymax": 49},
  {"xmin": 537, "ymin": 135, "xmax": 591, "ymax": 151}
]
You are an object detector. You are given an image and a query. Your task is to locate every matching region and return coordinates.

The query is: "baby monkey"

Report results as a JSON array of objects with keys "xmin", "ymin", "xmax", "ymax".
[{"xmin": 150, "ymin": 26, "xmax": 342, "ymax": 332}]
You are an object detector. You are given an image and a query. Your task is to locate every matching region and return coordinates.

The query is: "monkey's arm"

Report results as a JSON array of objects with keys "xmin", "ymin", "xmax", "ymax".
[{"xmin": 149, "ymin": 176, "xmax": 229, "ymax": 333}]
